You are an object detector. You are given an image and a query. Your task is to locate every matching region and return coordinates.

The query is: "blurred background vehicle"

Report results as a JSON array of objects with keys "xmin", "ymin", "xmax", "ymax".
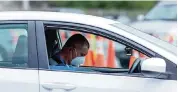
[{"xmin": 130, "ymin": 1, "xmax": 177, "ymax": 46}]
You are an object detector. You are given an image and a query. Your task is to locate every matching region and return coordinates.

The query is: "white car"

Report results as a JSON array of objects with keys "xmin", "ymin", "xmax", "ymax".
[
  {"xmin": 131, "ymin": 1, "xmax": 177, "ymax": 46},
  {"xmin": 0, "ymin": 11, "xmax": 176, "ymax": 92}
]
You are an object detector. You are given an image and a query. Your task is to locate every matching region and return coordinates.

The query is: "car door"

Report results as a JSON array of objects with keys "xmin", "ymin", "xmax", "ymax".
[
  {"xmin": 36, "ymin": 21, "xmax": 176, "ymax": 92},
  {"xmin": 0, "ymin": 21, "xmax": 39, "ymax": 92}
]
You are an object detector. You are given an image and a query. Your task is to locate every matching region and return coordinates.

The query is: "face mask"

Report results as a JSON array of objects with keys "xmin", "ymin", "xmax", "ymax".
[{"xmin": 71, "ymin": 56, "xmax": 85, "ymax": 67}]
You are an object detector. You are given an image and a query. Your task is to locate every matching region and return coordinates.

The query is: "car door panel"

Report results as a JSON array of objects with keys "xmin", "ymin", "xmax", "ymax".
[
  {"xmin": 0, "ymin": 68, "xmax": 39, "ymax": 92},
  {"xmin": 39, "ymin": 70, "xmax": 176, "ymax": 92},
  {"xmin": 39, "ymin": 70, "xmax": 136, "ymax": 92}
]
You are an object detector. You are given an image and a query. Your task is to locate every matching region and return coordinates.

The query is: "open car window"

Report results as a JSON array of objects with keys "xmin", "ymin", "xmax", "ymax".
[
  {"xmin": 44, "ymin": 27, "xmax": 150, "ymax": 73},
  {"xmin": 59, "ymin": 30, "xmax": 149, "ymax": 68}
]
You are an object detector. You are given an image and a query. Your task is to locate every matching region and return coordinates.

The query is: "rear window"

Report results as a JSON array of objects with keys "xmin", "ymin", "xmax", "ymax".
[{"xmin": 0, "ymin": 24, "xmax": 28, "ymax": 68}]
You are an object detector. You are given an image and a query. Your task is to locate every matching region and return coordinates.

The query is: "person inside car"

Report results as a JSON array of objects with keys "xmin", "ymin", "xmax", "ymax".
[{"xmin": 50, "ymin": 34, "xmax": 90, "ymax": 67}]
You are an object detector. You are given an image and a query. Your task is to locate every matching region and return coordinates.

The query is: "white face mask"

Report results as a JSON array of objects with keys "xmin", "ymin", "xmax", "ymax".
[{"xmin": 71, "ymin": 56, "xmax": 85, "ymax": 67}]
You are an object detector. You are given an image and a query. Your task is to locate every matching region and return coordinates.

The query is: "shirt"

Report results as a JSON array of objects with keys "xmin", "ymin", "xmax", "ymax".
[{"xmin": 52, "ymin": 54, "xmax": 69, "ymax": 68}]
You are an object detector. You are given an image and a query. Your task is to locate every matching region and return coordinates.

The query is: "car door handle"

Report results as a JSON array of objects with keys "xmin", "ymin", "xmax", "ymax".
[{"xmin": 42, "ymin": 82, "xmax": 76, "ymax": 91}]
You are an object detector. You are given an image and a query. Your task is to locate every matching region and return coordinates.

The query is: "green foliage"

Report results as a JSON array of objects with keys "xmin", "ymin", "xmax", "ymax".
[{"xmin": 47, "ymin": 1, "xmax": 157, "ymax": 10}]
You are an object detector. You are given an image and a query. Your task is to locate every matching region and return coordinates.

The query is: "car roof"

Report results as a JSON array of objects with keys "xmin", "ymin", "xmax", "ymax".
[{"xmin": 0, "ymin": 11, "xmax": 116, "ymax": 27}]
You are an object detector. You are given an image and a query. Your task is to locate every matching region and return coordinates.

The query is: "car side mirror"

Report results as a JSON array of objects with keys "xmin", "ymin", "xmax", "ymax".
[{"xmin": 141, "ymin": 58, "xmax": 168, "ymax": 78}]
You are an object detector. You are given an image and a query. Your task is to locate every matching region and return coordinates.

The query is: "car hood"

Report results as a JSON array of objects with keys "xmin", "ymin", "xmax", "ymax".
[{"xmin": 130, "ymin": 20, "xmax": 177, "ymax": 33}]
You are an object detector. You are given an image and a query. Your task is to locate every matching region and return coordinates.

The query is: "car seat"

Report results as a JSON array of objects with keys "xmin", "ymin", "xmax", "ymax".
[{"xmin": 12, "ymin": 35, "xmax": 28, "ymax": 67}]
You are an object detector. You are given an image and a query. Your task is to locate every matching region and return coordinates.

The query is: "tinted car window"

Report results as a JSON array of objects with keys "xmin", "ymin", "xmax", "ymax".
[{"xmin": 0, "ymin": 24, "xmax": 28, "ymax": 68}]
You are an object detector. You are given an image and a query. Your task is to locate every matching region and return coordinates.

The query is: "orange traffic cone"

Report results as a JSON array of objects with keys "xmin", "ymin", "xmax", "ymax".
[
  {"xmin": 129, "ymin": 50, "xmax": 139, "ymax": 69},
  {"xmin": 83, "ymin": 50, "xmax": 94, "ymax": 66},
  {"xmin": 94, "ymin": 36, "xmax": 105, "ymax": 67},
  {"xmin": 106, "ymin": 40, "xmax": 116, "ymax": 68},
  {"xmin": 129, "ymin": 56, "xmax": 136, "ymax": 69},
  {"xmin": 60, "ymin": 31, "xmax": 66, "ymax": 41},
  {"xmin": 168, "ymin": 35, "xmax": 174, "ymax": 43},
  {"xmin": 83, "ymin": 34, "xmax": 95, "ymax": 66},
  {"xmin": 139, "ymin": 53, "xmax": 148, "ymax": 60}
]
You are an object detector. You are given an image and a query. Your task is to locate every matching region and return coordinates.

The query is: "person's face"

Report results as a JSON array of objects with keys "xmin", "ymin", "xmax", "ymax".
[{"xmin": 67, "ymin": 44, "xmax": 89, "ymax": 64}]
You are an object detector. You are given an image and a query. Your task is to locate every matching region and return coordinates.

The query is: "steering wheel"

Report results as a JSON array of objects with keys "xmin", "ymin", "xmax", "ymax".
[{"xmin": 128, "ymin": 58, "xmax": 142, "ymax": 73}]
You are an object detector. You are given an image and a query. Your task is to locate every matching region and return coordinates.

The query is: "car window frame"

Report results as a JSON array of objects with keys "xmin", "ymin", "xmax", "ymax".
[{"xmin": 0, "ymin": 20, "xmax": 38, "ymax": 69}]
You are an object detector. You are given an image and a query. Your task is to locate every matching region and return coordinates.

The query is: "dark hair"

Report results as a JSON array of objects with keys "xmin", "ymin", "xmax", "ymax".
[{"xmin": 63, "ymin": 34, "xmax": 90, "ymax": 49}]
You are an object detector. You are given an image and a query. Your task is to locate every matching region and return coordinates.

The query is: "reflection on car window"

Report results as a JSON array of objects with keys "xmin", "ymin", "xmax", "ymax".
[{"xmin": 0, "ymin": 24, "xmax": 28, "ymax": 68}]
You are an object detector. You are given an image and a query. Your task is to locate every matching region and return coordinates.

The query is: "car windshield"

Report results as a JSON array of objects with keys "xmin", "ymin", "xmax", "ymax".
[
  {"xmin": 111, "ymin": 23, "xmax": 177, "ymax": 55},
  {"xmin": 145, "ymin": 4, "xmax": 177, "ymax": 21}
]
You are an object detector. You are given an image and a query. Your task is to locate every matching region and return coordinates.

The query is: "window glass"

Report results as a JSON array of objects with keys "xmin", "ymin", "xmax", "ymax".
[{"xmin": 0, "ymin": 24, "xmax": 28, "ymax": 68}]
